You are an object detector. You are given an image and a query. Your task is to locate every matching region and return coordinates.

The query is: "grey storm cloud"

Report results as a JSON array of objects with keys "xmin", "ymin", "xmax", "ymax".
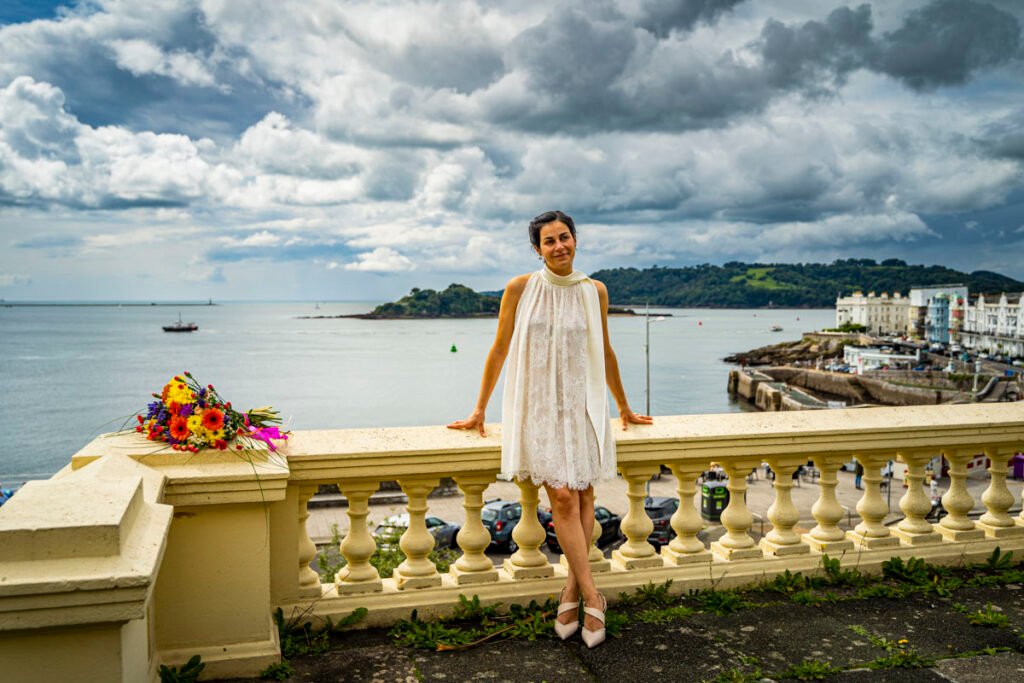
[
  {"xmin": 872, "ymin": 0, "xmax": 1023, "ymax": 90},
  {"xmin": 485, "ymin": 0, "xmax": 1022, "ymax": 134},
  {"xmin": 634, "ymin": 0, "xmax": 749, "ymax": 39}
]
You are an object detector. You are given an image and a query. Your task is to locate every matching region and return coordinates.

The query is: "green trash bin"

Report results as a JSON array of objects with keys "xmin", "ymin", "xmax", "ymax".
[{"xmin": 701, "ymin": 481, "xmax": 729, "ymax": 521}]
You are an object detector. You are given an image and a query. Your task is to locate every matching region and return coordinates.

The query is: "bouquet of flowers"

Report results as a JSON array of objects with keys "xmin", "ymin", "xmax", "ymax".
[{"xmin": 133, "ymin": 371, "xmax": 289, "ymax": 453}]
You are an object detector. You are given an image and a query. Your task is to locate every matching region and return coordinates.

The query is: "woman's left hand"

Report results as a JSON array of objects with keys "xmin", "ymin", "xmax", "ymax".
[{"xmin": 620, "ymin": 409, "xmax": 654, "ymax": 430}]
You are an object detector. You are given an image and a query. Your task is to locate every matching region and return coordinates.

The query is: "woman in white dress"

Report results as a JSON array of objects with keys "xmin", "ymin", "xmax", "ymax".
[{"xmin": 448, "ymin": 211, "xmax": 652, "ymax": 647}]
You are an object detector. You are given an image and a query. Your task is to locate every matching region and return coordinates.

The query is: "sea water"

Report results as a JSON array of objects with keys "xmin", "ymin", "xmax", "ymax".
[{"xmin": 0, "ymin": 302, "xmax": 834, "ymax": 487}]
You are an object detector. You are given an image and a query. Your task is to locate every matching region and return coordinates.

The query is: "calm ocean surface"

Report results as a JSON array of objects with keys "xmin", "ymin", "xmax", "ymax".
[{"xmin": 0, "ymin": 302, "xmax": 833, "ymax": 487}]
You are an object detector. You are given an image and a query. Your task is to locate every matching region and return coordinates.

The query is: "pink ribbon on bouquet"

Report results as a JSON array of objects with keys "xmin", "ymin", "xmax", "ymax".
[{"xmin": 245, "ymin": 425, "xmax": 288, "ymax": 451}]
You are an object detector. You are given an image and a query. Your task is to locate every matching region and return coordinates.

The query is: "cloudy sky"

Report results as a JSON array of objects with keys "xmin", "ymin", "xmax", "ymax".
[{"xmin": 1, "ymin": 0, "xmax": 1022, "ymax": 301}]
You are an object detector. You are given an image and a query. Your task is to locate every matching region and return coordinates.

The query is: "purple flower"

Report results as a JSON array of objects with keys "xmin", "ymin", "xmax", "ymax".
[{"xmin": 180, "ymin": 404, "xmax": 193, "ymax": 417}]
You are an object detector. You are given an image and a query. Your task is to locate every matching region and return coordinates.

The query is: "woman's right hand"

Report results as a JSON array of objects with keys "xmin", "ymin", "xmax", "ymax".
[{"xmin": 447, "ymin": 409, "xmax": 487, "ymax": 436}]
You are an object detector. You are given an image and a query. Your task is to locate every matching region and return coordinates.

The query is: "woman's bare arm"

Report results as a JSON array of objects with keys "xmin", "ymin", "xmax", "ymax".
[
  {"xmin": 447, "ymin": 274, "xmax": 530, "ymax": 436},
  {"xmin": 594, "ymin": 280, "xmax": 654, "ymax": 429}
]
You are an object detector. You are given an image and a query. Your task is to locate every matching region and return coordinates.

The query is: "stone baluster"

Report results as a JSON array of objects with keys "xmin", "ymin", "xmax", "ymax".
[
  {"xmin": 846, "ymin": 453, "xmax": 899, "ymax": 549},
  {"xmin": 892, "ymin": 451, "xmax": 941, "ymax": 546},
  {"xmin": 450, "ymin": 474, "xmax": 500, "ymax": 585},
  {"xmin": 938, "ymin": 449, "xmax": 985, "ymax": 542},
  {"xmin": 612, "ymin": 465, "xmax": 665, "ymax": 569},
  {"xmin": 803, "ymin": 456, "xmax": 854, "ymax": 552},
  {"xmin": 711, "ymin": 461, "xmax": 763, "ymax": 561},
  {"xmin": 335, "ymin": 480, "xmax": 382, "ymax": 594},
  {"xmin": 663, "ymin": 462, "xmax": 711, "ymax": 565},
  {"xmin": 296, "ymin": 484, "xmax": 323, "ymax": 597},
  {"xmin": 502, "ymin": 479, "xmax": 554, "ymax": 580},
  {"xmin": 393, "ymin": 478, "xmax": 443, "ymax": 589},
  {"xmin": 760, "ymin": 459, "xmax": 810, "ymax": 556},
  {"xmin": 977, "ymin": 447, "xmax": 1024, "ymax": 539}
]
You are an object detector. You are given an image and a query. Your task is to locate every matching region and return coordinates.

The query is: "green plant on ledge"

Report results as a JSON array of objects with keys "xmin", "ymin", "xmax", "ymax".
[
  {"xmin": 780, "ymin": 659, "xmax": 843, "ymax": 681},
  {"xmin": 158, "ymin": 655, "xmax": 204, "ymax": 683},
  {"xmin": 953, "ymin": 603, "xmax": 1011, "ymax": 629},
  {"xmin": 849, "ymin": 626, "xmax": 934, "ymax": 670}
]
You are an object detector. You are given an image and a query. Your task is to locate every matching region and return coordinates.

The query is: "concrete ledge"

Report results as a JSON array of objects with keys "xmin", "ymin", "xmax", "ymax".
[{"xmin": 159, "ymin": 614, "xmax": 281, "ymax": 680}]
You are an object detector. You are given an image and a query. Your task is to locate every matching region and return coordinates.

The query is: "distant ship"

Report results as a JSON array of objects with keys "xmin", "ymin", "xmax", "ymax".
[
  {"xmin": 770, "ymin": 325, "xmax": 784, "ymax": 332},
  {"xmin": 163, "ymin": 313, "xmax": 198, "ymax": 333}
]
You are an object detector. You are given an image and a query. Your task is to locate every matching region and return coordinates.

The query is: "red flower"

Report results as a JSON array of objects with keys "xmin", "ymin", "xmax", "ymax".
[
  {"xmin": 169, "ymin": 416, "xmax": 190, "ymax": 441},
  {"xmin": 202, "ymin": 408, "xmax": 225, "ymax": 432}
]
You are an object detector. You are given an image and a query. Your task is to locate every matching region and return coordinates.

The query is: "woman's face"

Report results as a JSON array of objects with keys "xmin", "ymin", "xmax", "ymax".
[{"xmin": 536, "ymin": 220, "xmax": 576, "ymax": 271}]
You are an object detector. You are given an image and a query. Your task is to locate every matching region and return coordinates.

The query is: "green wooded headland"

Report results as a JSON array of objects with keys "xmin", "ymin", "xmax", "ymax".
[
  {"xmin": 591, "ymin": 259, "xmax": 1024, "ymax": 308},
  {"xmin": 363, "ymin": 259, "xmax": 1024, "ymax": 316}
]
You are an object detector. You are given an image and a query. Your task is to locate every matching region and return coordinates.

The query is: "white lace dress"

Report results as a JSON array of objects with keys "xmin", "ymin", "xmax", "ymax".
[{"xmin": 500, "ymin": 269, "xmax": 617, "ymax": 490}]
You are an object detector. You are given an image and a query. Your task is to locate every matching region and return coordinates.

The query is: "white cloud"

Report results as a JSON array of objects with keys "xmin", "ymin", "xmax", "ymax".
[
  {"xmin": 344, "ymin": 247, "xmax": 416, "ymax": 273},
  {"xmin": 106, "ymin": 39, "xmax": 216, "ymax": 88}
]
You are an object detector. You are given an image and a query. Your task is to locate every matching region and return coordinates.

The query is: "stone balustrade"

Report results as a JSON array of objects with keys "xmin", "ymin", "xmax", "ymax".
[{"xmin": 1, "ymin": 403, "xmax": 1023, "ymax": 681}]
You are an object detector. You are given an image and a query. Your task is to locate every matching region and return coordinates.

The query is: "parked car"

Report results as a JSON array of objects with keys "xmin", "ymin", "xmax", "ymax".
[
  {"xmin": 645, "ymin": 496, "xmax": 680, "ymax": 547},
  {"xmin": 480, "ymin": 499, "xmax": 551, "ymax": 553},
  {"xmin": 545, "ymin": 505, "xmax": 623, "ymax": 553},
  {"xmin": 372, "ymin": 514, "xmax": 460, "ymax": 550}
]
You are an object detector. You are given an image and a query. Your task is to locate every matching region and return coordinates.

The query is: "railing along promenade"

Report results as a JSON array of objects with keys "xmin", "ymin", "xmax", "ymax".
[{"xmin": 1, "ymin": 403, "xmax": 1023, "ymax": 681}]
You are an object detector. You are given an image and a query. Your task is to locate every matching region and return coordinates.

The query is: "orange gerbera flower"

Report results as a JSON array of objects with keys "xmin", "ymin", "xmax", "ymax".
[
  {"xmin": 202, "ymin": 408, "xmax": 225, "ymax": 432},
  {"xmin": 169, "ymin": 416, "xmax": 190, "ymax": 441}
]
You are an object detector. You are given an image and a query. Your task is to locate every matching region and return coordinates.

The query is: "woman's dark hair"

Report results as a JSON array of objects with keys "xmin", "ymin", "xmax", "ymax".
[{"xmin": 529, "ymin": 210, "xmax": 576, "ymax": 249}]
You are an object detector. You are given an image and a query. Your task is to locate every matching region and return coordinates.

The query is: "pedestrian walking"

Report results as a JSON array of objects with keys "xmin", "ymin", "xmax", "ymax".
[{"xmin": 854, "ymin": 461, "xmax": 864, "ymax": 490}]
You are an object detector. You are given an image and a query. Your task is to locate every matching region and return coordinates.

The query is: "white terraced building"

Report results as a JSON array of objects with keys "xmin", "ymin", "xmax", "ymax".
[
  {"xmin": 957, "ymin": 292, "xmax": 1024, "ymax": 358},
  {"xmin": 834, "ymin": 291, "xmax": 911, "ymax": 335}
]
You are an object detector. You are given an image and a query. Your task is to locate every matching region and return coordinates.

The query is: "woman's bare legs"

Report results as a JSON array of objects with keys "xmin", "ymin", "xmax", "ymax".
[{"xmin": 545, "ymin": 484, "xmax": 602, "ymax": 631}]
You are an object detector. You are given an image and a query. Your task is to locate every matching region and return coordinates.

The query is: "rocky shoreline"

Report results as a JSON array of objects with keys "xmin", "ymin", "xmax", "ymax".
[{"xmin": 723, "ymin": 333, "xmax": 865, "ymax": 366}]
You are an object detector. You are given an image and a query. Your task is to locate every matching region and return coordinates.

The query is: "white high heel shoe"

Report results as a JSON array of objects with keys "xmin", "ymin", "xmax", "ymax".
[
  {"xmin": 553, "ymin": 588, "xmax": 580, "ymax": 640},
  {"xmin": 581, "ymin": 594, "xmax": 607, "ymax": 649}
]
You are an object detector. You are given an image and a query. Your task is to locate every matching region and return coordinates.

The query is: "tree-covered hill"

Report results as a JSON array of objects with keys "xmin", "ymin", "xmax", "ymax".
[
  {"xmin": 369, "ymin": 284, "xmax": 500, "ymax": 318},
  {"xmin": 590, "ymin": 259, "xmax": 1024, "ymax": 308}
]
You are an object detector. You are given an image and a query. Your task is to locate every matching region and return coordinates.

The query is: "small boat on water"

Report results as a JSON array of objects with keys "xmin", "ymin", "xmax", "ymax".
[
  {"xmin": 770, "ymin": 325, "xmax": 784, "ymax": 332},
  {"xmin": 163, "ymin": 313, "xmax": 198, "ymax": 333}
]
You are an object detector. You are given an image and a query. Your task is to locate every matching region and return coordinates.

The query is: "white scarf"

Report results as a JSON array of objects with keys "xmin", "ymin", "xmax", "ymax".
[{"xmin": 505, "ymin": 265, "xmax": 609, "ymax": 468}]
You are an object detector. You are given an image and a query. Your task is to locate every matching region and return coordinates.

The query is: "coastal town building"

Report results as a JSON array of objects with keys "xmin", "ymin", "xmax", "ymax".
[
  {"xmin": 909, "ymin": 285, "xmax": 968, "ymax": 340},
  {"xmin": 843, "ymin": 346, "xmax": 921, "ymax": 374},
  {"xmin": 957, "ymin": 292, "xmax": 1024, "ymax": 358},
  {"xmin": 926, "ymin": 294, "xmax": 951, "ymax": 344},
  {"xmin": 834, "ymin": 291, "xmax": 911, "ymax": 335}
]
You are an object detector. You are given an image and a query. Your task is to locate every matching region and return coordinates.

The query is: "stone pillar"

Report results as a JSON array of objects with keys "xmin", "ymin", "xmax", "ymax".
[
  {"xmin": 892, "ymin": 451, "xmax": 941, "ymax": 546},
  {"xmin": 296, "ymin": 484, "xmax": 323, "ymax": 597},
  {"xmin": 977, "ymin": 447, "xmax": 1024, "ymax": 539},
  {"xmin": 760, "ymin": 459, "xmax": 810, "ymax": 556},
  {"xmin": 938, "ymin": 450, "xmax": 985, "ymax": 542},
  {"xmin": 803, "ymin": 456, "xmax": 854, "ymax": 552},
  {"xmin": 394, "ymin": 478, "xmax": 443, "ymax": 589},
  {"xmin": 846, "ymin": 453, "xmax": 899, "ymax": 549},
  {"xmin": 335, "ymin": 480, "xmax": 383, "ymax": 594},
  {"xmin": 663, "ymin": 462, "xmax": 711, "ymax": 565},
  {"xmin": 711, "ymin": 461, "xmax": 763, "ymax": 561},
  {"xmin": 612, "ymin": 465, "xmax": 665, "ymax": 569},
  {"xmin": 502, "ymin": 479, "xmax": 554, "ymax": 580},
  {"xmin": 450, "ymin": 474, "xmax": 500, "ymax": 585}
]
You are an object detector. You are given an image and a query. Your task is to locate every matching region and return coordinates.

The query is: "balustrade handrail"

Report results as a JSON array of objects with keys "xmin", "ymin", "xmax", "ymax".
[{"xmin": 279, "ymin": 404, "xmax": 1024, "ymax": 481}]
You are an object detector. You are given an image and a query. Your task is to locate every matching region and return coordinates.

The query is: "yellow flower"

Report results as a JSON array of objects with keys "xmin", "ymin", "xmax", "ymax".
[
  {"xmin": 187, "ymin": 415, "xmax": 204, "ymax": 435},
  {"xmin": 898, "ymin": 639, "xmax": 908, "ymax": 645}
]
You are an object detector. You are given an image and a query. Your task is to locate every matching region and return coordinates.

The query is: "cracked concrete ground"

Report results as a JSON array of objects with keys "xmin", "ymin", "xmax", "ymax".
[{"xmin": 216, "ymin": 582, "xmax": 1024, "ymax": 683}]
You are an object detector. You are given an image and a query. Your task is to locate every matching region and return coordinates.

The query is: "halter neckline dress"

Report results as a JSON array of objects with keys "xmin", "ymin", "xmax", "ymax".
[{"xmin": 500, "ymin": 266, "xmax": 617, "ymax": 490}]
